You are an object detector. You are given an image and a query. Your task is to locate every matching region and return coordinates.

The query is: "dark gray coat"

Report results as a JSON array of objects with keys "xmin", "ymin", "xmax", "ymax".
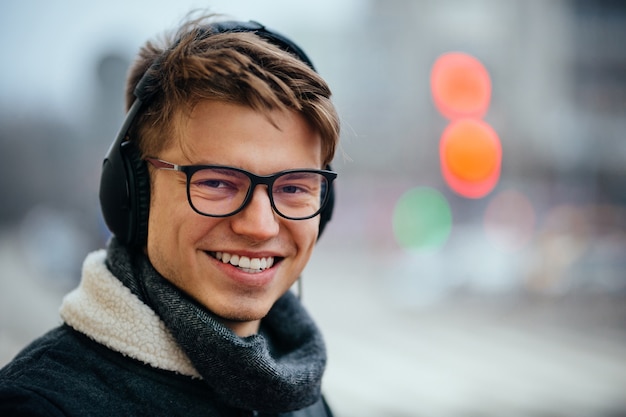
[{"xmin": 0, "ymin": 325, "xmax": 332, "ymax": 417}]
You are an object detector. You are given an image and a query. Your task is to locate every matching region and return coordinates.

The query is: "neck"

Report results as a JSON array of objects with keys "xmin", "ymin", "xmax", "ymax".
[{"xmin": 221, "ymin": 318, "xmax": 261, "ymax": 337}]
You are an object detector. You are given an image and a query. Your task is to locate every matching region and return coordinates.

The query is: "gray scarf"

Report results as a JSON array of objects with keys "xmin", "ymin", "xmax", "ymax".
[{"xmin": 105, "ymin": 238, "xmax": 326, "ymax": 413}]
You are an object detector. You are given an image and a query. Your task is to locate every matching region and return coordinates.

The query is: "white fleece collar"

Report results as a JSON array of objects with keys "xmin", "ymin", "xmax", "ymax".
[{"xmin": 59, "ymin": 250, "xmax": 200, "ymax": 378}]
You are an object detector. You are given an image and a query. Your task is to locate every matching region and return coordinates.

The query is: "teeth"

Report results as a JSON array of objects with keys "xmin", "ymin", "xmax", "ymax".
[
  {"xmin": 239, "ymin": 256, "xmax": 250, "ymax": 268},
  {"xmin": 214, "ymin": 252, "xmax": 274, "ymax": 271}
]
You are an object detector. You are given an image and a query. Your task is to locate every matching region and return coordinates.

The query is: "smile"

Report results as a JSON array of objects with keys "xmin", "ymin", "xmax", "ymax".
[{"xmin": 210, "ymin": 252, "xmax": 276, "ymax": 274}]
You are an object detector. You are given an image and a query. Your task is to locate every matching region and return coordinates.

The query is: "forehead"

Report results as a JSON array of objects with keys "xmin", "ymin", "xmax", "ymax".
[{"xmin": 167, "ymin": 100, "xmax": 323, "ymax": 172}]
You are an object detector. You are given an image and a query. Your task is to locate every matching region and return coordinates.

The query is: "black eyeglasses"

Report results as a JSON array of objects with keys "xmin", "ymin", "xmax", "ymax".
[{"xmin": 146, "ymin": 158, "xmax": 337, "ymax": 220}]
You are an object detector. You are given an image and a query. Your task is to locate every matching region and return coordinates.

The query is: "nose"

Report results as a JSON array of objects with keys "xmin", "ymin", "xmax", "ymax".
[{"xmin": 230, "ymin": 185, "xmax": 280, "ymax": 240}]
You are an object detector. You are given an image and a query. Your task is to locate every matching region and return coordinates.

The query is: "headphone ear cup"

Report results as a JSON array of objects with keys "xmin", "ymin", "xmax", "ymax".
[
  {"xmin": 124, "ymin": 142, "xmax": 151, "ymax": 247},
  {"xmin": 99, "ymin": 139, "xmax": 150, "ymax": 247}
]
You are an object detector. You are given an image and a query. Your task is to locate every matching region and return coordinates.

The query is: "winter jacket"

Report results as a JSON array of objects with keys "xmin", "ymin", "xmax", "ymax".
[{"xmin": 0, "ymin": 249, "xmax": 333, "ymax": 417}]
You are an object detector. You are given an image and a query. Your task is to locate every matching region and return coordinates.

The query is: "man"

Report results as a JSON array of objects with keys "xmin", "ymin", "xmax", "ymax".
[{"xmin": 0, "ymin": 13, "xmax": 340, "ymax": 416}]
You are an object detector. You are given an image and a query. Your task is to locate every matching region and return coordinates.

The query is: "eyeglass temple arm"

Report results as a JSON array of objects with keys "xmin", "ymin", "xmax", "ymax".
[{"xmin": 145, "ymin": 158, "xmax": 181, "ymax": 171}]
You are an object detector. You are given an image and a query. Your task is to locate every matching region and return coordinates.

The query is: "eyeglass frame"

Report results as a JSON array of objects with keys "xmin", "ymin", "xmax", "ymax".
[{"xmin": 145, "ymin": 157, "xmax": 337, "ymax": 220}]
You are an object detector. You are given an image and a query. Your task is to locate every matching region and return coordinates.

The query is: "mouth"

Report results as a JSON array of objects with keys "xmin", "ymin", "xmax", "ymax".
[{"xmin": 209, "ymin": 251, "xmax": 279, "ymax": 274}]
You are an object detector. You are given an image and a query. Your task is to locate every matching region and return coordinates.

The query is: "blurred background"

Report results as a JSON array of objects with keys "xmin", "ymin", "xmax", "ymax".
[{"xmin": 1, "ymin": 1, "xmax": 625, "ymax": 416}]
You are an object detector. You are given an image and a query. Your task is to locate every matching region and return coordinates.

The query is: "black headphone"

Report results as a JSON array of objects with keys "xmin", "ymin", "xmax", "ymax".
[{"xmin": 99, "ymin": 20, "xmax": 335, "ymax": 248}]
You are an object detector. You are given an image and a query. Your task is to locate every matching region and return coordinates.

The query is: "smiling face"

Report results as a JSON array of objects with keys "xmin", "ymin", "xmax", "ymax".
[{"xmin": 145, "ymin": 100, "xmax": 323, "ymax": 337}]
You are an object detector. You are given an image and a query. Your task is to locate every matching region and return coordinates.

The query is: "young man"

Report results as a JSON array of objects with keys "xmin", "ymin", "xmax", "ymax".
[{"xmin": 0, "ymin": 14, "xmax": 340, "ymax": 416}]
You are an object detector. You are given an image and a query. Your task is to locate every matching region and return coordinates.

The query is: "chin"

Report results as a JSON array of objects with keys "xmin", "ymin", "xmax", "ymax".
[
  {"xmin": 214, "ymin": 294, "xmax": 276, "ymax": 322},
  {"xmin": 215, "ymin": 305, "xmax": 273, "ymax": 337}
]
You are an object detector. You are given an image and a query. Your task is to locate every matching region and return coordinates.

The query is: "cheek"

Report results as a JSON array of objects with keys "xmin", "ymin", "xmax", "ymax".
[
  {"xmin": 146, "ymin": 189, "xmax": 208, "ymax": 286},
  {"xmin": 147, "ymin": 196, "xmax": 205, "ymax": 250},
  {"xmin": 293, "ymin": 218, "xmax": 320, "ymax": 257},
  {"xmin": 147, "ymin": 177, "xmax": 190, "ymax": 254}
]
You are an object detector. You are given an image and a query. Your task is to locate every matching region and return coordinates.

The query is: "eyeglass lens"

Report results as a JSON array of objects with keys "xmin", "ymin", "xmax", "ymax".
[{"xmin": 188, "ymin": 167, "xmax": 328, "ymax": 219}]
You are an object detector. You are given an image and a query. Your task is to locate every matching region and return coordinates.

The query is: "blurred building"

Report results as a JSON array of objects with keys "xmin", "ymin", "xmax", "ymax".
[{"xmin": 0, "ymin": 0, "xmax": 624, "ymax": 288}]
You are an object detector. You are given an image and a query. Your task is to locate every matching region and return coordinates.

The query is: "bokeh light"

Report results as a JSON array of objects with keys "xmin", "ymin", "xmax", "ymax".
[
  {"xmin": 392, "ymin": 187, "xmax": 452, "ymax": 252},
  {"xmin": 440, "ymin": 118, "xmax": 502, "ymax": 198},
  {"xmin": 441, "ymin": 118, "xmax": 500, "ymax": 182},
  {"xmin": 484, "ymin": 189, "xmax": 536, "ymax": 250},
  {"xmin": 430, "ymin": 52, "xmax": 492, "ymax": 120}
]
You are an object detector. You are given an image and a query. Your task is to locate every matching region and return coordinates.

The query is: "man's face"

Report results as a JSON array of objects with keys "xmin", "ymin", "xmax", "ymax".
[{"xmin": 146, "ymin": 100, "xmax": 323, "ymax": 337}]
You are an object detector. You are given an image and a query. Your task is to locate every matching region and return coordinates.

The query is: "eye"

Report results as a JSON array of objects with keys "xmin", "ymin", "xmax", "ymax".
[
  {"xmin": 190, "ymin": 168, "xmax": 249, "ymax": 197},
  {"xmin": 196, "ymin": 178, "xmax": 234, "ymax": 189},
  {"xmin": 276, "ymin": 184, "xmax": 307, "ymax": 194},
  {"xmin": 273, "ymin": 172, "xmax": 323, "ymax": 197}
]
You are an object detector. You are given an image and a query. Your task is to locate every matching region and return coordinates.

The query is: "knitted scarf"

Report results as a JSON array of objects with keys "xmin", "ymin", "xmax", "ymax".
[{"xmin": 105, "ymin": 239, "xmax": 326, "ymax": 413}]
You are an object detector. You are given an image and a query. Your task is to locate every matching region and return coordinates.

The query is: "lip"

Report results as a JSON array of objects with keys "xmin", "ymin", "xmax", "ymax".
[{"xmin": 205, "ymin": 250, "xmax": 282, "ymax": 288}]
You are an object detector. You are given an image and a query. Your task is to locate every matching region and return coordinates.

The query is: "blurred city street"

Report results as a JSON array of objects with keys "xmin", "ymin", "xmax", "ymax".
[{"xmin": 2, "ymin": 225, "xmax": 626, "ymax": 417}]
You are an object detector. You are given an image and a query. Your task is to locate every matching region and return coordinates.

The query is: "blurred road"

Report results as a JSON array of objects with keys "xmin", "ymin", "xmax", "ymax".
[
  {"xmin": 2, "ymin": 230, "xmax": 626, "ymax": 417},
  {"xmin": 305, "ymin": 246, "xmax": 626, "ymax": 417}
]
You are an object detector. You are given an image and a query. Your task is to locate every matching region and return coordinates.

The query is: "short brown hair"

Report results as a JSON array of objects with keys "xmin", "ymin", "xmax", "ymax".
[{"xmin": 125, "ymin": 15, "xmax": 340, "ymax": 167}]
